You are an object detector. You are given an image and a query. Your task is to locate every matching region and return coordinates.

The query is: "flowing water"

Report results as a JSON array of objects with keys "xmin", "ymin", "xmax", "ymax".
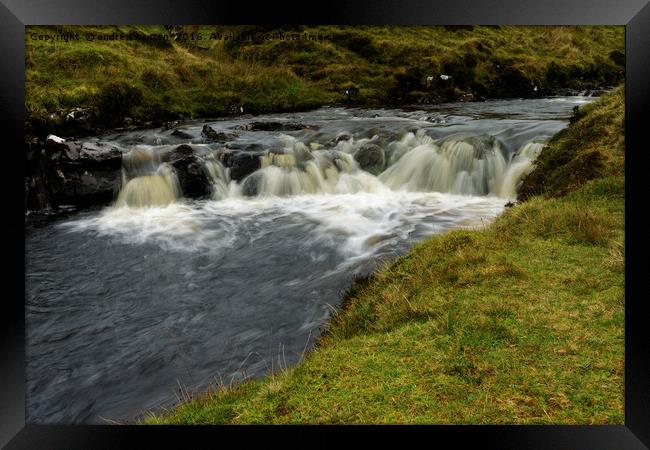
[{"xmin": 25, "ymin": 96, "xmax": 594, "ymax": 423}]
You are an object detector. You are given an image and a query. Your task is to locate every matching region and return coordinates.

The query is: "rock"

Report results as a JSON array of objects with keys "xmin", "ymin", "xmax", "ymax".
[
  {"xmin": 335, "ymin": 131, "xmax": 352, "ymax": 143},
  {"xmin": 505, "ymin": 201, "xmax": 516, "ymax": 208},
  {"xmin": 161, "ymin": 145, "xmax": 211, "ymax": 198},
  {"xmin": 171, "ymin": 157, "xmax": 211, "ymax": 199},
  {"xmin": 218, "ymin": 149, "xmax": 261, "ymax": 182},
  {"xmin": 201, "ymin": 125, "xmax": 236, "ymax": 142},
  {"xmin": 77, "ymin": 144, "xmax": 122, "ymax": 169},
  {"xmin": 40, "ymin": 138, "xmax": 124, "ymax": 208},
  {"xmin": 241, "ymin": 172, "xmax": 262, "ymax": 197},
  {"xmin": 162, "ymin": 120, "xmax": 181, "ymax": 130},
  {"xmin": 164, "ymin": 144, "xmax": 194, "ymax": 161},
  {"xmin": 424, "ymin": 115, "xmax": 447, "ymax": 124},
  {"xmin": 354, "ymin": 143, "xmax": 386, "ymax": 174},
  {"xmin": 171, "ymin": 129, "xmax": 193, "ymax": 139},
  {"xmin": 46, "ymin": 134, "xmax": 65, "ymax": 145},
  {"xmin": 458, "ymin": 92, "xmax": 475, "ymax": 102},
  {"xmin": 45, "ymin": 135, "xmax": 81, "ymax": 162},
  {"xmin": 237, "ymin": 122, "xmax": 319, "ymax": 132},
  {"xmin": 61, "ymin": 108, "xmax": 93, "ymax": 136},
  {"xmin": 50, "ymin": 107, "xmax": 97, "ymax": 136}
]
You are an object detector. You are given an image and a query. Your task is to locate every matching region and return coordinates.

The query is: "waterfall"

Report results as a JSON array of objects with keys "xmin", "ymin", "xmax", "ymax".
[
  {"xmin": 113, "ymin": 130, "xmax": 547, "ymax": 206},
  {"xmin": 203, "ymin": 157, "xmax": 234, "ymax": 200},
  {"xmin": 115, "ymin": 147, "xmax": 181, "ymax": 207},
  {"xmin": 497, "ymin": 142, "xmax": 545, "ymax": 198},
  {"xmin": 243, "ymin": 150, "xmax": 383, "ymax": 197},
  {"xmin": 241, "ymin": 135, "xmax": 385, "ymax": 197},
  {"xmin": 386, "ymin": 129, "xmax": 436, "ymax": 165},
  {"xmin": 379, "ymin": 137, "xmax": 510, "ymax": 196}
]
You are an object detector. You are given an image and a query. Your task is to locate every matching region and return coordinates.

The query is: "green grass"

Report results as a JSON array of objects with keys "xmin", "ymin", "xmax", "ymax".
[
  {"xmin": 144, "ymin": 85, "xmax": 624, "ymax": 425},
  {"xmin": 26, "ymin": 25, "xmax": 624, "ymax": 136},
  {"xmin": 520, "ymin": 85, "xmax": 624, "ymax": 198}
]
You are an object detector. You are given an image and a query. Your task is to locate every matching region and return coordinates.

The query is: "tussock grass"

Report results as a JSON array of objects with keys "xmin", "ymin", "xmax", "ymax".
[
  {"xmin": 26, "ymin": 25, "xmax": 623, "ymax": 136},
  {"xmin": 145, "ymin": 86, "xmax": 624, "ymax": 425},
  {"xmin": 520, "ymin": 85, "xmax": 624, "ymax": 198}
]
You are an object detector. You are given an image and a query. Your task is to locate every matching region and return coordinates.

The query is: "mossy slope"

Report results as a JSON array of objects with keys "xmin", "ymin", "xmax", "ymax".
[{"xmin": 26, "ymin": 25, "xmax": 624, "ymax": 136}]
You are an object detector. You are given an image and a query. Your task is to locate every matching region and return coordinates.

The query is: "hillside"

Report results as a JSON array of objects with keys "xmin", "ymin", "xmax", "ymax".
[{"xmin": 25, "ymin": 25, "xmax": 624, "ymax": 137}]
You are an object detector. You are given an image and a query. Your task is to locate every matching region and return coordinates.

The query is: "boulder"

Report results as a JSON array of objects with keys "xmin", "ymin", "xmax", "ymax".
[
  {"xmin": 354, "ymin": 143, "xmax": 386, "ymax": 174},
  {"xmin": 163, "ymin": 145, "xmax": 211, "ymax": 199},
  {"xmin": 201, "ymin": 125, "xmax": 236, "ymax": 142},
  {"xmin": 40, "ymin": 137, "xmax": 123, "ymax": 207},
  {"xmin": 77, "ymin": 142, "xmax": 123, "ymax": 169},
  {"xmin": 61, "ymin": 107, "xmax": 93, "ymax": 136},
  {"xmin": 163, "ymin": 144, "xmax": 194, "ymax": 161},
  {"xmin": 171, "ymin": 129, "xmax": 193, "ymax": 139},
  {"xmin": 45, "ymin": 135, "xmax": 81, "ymax": 162},
  {"xmin": 241, "ymin": 172, "xmax": 262, "ymax": 197},
  {"xmin": 335, "ymin": 131, "xmax": 352, "ymax": 143},
  {"xmin": 458, "ymin": 92, "xmax": 475, "ymax": 102},
  {"xmin": 170, "ymin": 157, "xmax": 211, "ymax": 199},
  {"xmin": 162, "ymin": 120, "xmax": 181, "ymax": 130},
  {"xmin": 217, "ymin": 148, "xmax": 261, "ymax": 181}
]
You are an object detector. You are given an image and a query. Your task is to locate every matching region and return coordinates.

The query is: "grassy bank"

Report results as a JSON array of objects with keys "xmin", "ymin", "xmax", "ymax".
[
  {"xmin": 26, "ymin": 25, "xmax": 623, "ymax": 137},
  {"xmin": 144, "ymin": 86, "xmax": 624, "ymax": 424}
]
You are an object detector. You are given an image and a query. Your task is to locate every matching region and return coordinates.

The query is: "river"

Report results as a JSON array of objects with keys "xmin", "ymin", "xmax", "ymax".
[{"xmin": 25, "ymin": 96, "xmax": 594, "ymax": 423}]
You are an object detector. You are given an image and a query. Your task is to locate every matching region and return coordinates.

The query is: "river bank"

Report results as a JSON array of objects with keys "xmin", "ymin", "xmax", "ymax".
[
  {"xmin": 26, "ymin": 25, "xmax": 623, "ymax": 139},
  {"xmin": 143, "ymin": 85, "xmax": 624, "ymax": 424}
]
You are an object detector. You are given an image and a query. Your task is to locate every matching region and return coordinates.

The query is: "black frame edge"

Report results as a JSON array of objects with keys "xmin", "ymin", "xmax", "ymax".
[
  {"xmin": 0, "ymin": 0, "xmax": 26, "ymax": 448},
  {"xmin": 625, "ymin": 1, "xmax": 650, "ymax": 447},
  {"xmin": 2, "ymin": 0, "xmax": 649, "ymax": 448}
]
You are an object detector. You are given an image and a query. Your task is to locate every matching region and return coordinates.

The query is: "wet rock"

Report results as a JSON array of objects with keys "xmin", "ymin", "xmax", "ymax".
[
  {"xmin": 164, "ymin": 144, "xmax": 194, "ymax": 161},
  {"xmin": 77, "ymin": 144, "xmax": 123, "ymax": 169},
  {"xmin": 61, "ymin": 107, "xmax": 93, "ymax": 136},
  {"xmin": 424, "ymin": 115, "xmax": 447, "ymax": 124},
  {"xmin": 171, "ymin": 157, "xmax": 211, "ymax": 199},
  {"xmin": 241, "ymin": 172, "xmax": 262, "ymax": 197},
  {"xmin": 217, "ymin": 149, "xmax": 261, "ymax": 182},
  {"xmin": 38, "ymin": 137, "xmax": 123, "ymax": 208},
  {"xmin": 237, "ymin": 122, "xmax": 319, "ymax": 132},
  {"xmin": 171, "ymin": 129, "xmax": 193, "ymax": 139},
  {"xmin": 354, "ymin": 143, "xmax": 386, "ymax": 174},
  {"xmin": 335, "ymin": 131, "xmax": 352, "ymax": 143},
  {"xmin": 75, "ymin": 170, "xmax": 121, "ymax": 199},
  {"xmin": 162, "ymin": 120, "xmax": 181, "ymax": 130},
  {"xmin": 45, "ymin": 135, "xmax": 81, "ymax": 162},
  {"xmin": 201, "ymin": 125, "xmax": 236, "ymax": 142},
  {"xmin": 161, "ymin": 145, "xmax": 211, "ymax": 198},
  {"xmin": 458, "ymin": 92, "xmax": 475, "ymax": 102}
]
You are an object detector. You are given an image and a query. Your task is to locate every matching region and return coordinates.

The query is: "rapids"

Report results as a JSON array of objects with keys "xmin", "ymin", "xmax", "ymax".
[{"xmin": 25, "ymin": 96, "xmax": 595, "ymax": 423}]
